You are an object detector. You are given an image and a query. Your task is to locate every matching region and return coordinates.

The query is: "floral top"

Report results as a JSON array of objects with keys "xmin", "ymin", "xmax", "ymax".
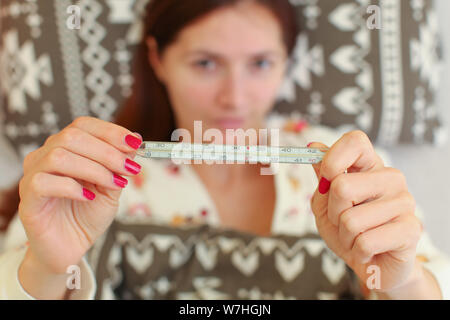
[{"xmin": 1, "ymin": 113, "xmax": 449, "ymax": 300}]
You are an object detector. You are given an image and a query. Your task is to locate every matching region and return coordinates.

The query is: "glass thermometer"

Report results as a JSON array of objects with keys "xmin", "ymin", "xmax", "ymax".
[{"xmin": 136, "ymin": 141, "xmax": 328, "ymax": 164}]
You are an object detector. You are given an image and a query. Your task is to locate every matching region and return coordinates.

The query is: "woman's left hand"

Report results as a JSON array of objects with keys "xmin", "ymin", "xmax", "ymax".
[{"xmin": 308, "ymin": 131, "xmax": 423, "ymax": 294}]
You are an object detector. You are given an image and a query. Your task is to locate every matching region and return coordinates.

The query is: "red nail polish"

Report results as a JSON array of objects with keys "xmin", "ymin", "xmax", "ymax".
[
  {"xmin": 113, "ymin": 174, "xmax": 128, "ymax": 188},
  {"xmin": 125, "ymin": 134, "xmax": 142, "ymax": 149},
  {"xmin": 133, "ymin": 132, "xmax": 143, "ymax": 141},
  {"xmin": 318, "ymin": 177, "xmax": 331, "ymax": 194},
  {"xmin": 83, "ymin": 188, "xmax": 96, "ymax": 200},
  {"xmin": 125, "ymin": 158, "xmax": 141, "ymax": 175}
]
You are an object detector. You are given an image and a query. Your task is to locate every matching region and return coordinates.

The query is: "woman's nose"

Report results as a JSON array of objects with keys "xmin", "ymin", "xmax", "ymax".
[{"xmin": 217, "ymin": 71, "xmax": 247, "ymax": 110}]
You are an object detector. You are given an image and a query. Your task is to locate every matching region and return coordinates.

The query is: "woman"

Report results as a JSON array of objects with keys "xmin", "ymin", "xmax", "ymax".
[{"xmin": 0, "ymin": 0, "xmax": 448, "ymax": 300}]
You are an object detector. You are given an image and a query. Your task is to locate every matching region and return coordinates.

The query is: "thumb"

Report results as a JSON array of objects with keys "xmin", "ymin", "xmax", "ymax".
[
  {"xmin": 307, "ymin": 142, "xmax": 330, "ymax": 219},
  {"xmin": 307, "ymin": 142, "xmax": 329, "ymax": 182}
]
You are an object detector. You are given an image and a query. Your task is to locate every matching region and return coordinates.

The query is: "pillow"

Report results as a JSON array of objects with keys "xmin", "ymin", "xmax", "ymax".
[
  {"xmin": 275, "ymin": 0, "xmax": 446, "ymax": 146},
  {"xmin": 0, "ymin": 0, "xmax": 446, "ymax": 161},
  {"xmin": 87, "ymin": 219, "xmax": 364, "ymax": 299},
  {"xmin": 0, "ymin": 0, "xmax": 150, "ymax": 160}
]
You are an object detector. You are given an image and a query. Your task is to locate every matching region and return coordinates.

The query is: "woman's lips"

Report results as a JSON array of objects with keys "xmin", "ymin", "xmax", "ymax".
[{"xmin": 215, "ymin": 118, "xmax": 245, "ymax": 129}]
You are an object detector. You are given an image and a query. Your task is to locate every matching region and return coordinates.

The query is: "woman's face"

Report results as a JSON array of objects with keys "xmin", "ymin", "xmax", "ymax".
[{"xmin": 147, "ymin": 1, "xmax": 289, "ymax": 137}]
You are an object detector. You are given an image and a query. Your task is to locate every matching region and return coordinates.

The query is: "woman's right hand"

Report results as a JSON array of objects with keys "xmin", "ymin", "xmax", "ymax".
[{"xmin": 17, "ymin": 116, "xmax": 143, "ymax": 277}]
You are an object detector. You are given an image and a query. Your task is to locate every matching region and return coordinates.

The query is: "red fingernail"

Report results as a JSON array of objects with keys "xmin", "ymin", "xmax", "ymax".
[
  {"xmin": 83, "ymin": 188, "xmax": 96, "ymax": 200},
  {"xmin": 125, "ymin": 158, "xmax": 141, "ymax": 175},
  {"xmin": 125, "ymin": 134, "xmax": 142, "ymax": 149},
  {"xmin": 307, "ymin": 142, "xmax": 313, "ymax": 148},
  {"xmin": 113, "ymin": 174, "xmax": 128, "ymax": 188},
  {"xmin": 318, "ymin": 177, "xmax": 331, "ymax": 194},
  {"xmin": 133, "ymin": 132, "xmax": 143, "ymax": 141}
]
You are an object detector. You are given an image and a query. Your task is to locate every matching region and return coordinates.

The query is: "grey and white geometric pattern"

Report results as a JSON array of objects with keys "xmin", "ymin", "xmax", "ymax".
[
  {"xmin": 275, "ymin": 0, "xmax": 445, "ymax": 146},
  {"xmin": 377, "ymin": 0, "xmax": 405, "ymax": 145},
  {"xmin": 87, "ymin": 221, "xmax": 363, "ymax": 300},
  {"xmin": 0, "ymin": 29, "xmax": 53, "ymax": 114}
]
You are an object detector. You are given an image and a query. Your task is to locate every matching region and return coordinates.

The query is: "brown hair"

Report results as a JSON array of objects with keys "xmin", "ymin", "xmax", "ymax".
[{"xmin": 114, "ymin": 0, "xmax": 299, "ymax": 140}]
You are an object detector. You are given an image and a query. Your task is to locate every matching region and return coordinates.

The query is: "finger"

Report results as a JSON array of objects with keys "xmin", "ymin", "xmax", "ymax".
[
  {"xmin": 67, "ymin": 116, "xmax": 143, "ymax": 152},
  {"xmin": 320, "ymin": 131, "xmax": 384, "ymax": 185},
  {"xmin": 19, "ymin": 172, "xmax": 95, "ymax": 220},
  {"xmin": 34, "ymin": 173, "xmax": 94, "ymax": 201},
  {"xmin": 35, "ymin": 147, "xmax": 130, "ymax": 191},
  {"xmin": 338, "ymin": 191, "xmax": 416, "ymax": 251},
  {"xmin": 328, "ymin": 167, "xmax": 409, "ymax": 226},
  {"xmin": 352, "ymin": 215, "xmax": 422, "ymax": 264},
  {"xmin": 33, "ymin": 127, "xmax": 142, "ymax": 178}
]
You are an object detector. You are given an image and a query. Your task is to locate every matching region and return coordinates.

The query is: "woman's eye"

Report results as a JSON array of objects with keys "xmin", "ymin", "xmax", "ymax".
[
  {"xmin": 252, "ymin": 59, "xmax": 273, "ymax": 70},
  {"xmin": 194, "ymin": 59, "xmax": 216, "ymax": 71}
]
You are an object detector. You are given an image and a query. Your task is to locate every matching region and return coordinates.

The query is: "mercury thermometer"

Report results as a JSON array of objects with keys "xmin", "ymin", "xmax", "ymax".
[{"xmin": 136, "ymin": 141, "xmax": 328, "ymax": 164}]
